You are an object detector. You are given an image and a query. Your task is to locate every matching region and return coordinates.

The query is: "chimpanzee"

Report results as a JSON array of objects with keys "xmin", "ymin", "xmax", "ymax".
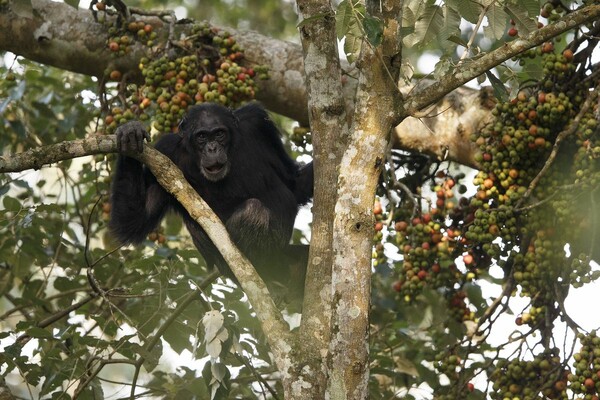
[{"xmin": 109, "ymin": 102, "xmax": 313, "ymax": 294}]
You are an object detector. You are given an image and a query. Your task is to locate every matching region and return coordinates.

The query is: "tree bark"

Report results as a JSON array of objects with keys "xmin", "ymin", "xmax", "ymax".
[
  {"xmin": 291, "ymin": 0, "xmax": 348, "ymax": 397},
  {"xmin": 327, "ymin": 0, "xmax": 403, "ymax": 397}
]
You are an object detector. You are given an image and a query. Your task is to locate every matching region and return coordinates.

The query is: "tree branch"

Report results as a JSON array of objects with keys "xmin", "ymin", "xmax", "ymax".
[
  {"xmin": 404, "ymin": 4, "xmax": 600, "ymax": 116},
  {"xmin": 0, "ymin": 0, "xmax": 308, "ymax": 124},
  {"xmin": 293, "ymin": 0, "xmax": 346, "ymax": 396},
  {"xmin": 0, "ymin": 137, "xmax": 294, "ymax": 372},
  {"xmin": 326, "ymin": 0, "xmax": 404, "ymax": 397}
]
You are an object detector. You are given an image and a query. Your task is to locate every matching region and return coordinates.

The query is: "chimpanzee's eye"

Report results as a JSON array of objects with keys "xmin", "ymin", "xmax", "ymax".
[{"xmin": 216, "ymin": 131, "xmax": 227, "ymax": 141}]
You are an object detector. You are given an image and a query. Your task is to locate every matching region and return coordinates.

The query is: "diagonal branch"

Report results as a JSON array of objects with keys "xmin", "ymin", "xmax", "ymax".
[
  {"xmin": 404, "ymin": 4, "xmax": 600, "ymax": 118},
  {"xmin": 0, "ymin": 136, "xmax": 294, "ymax": 371}
]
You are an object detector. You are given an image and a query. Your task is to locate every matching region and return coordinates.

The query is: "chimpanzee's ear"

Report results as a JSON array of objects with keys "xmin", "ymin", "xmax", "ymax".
[{"xmin": 177, "ymin": 116, "xmax": 187, "ymax": 135}]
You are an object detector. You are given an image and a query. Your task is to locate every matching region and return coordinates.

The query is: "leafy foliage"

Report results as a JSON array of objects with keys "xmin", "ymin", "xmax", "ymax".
[
  {"xmin": 0, "ymin": 29, "xmax": 281, "ymax": 400},
  {"xmin": 369, "ymin": 3, "xmax": 600, "ymax": 396}
]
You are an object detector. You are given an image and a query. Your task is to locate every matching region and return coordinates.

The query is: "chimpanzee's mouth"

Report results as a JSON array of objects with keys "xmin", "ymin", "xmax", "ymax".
[
  {"xmin": 202, "ymin": 162, "xmax": 229, "ymax": 181},
  {"xmin": 205, "ymin": 164, "xmax": 224, "ymax": 173}
]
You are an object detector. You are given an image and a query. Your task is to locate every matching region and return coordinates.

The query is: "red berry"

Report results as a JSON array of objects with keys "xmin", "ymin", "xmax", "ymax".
[
  {"xmin": 395, "ymin": 221, "xmax": 408, "ymax": 231},
  {"xmin": 373, "ymin": 201, "xmax": 383, "ymax": 215},
  {"xmin": 463, "ymin": 254, "xmax": 474, "ymax": 265},
  {"xmin": 508, "ymin": 27, "xmax": 518, "ymax": 37},
  {"xmin": 109, "ymin": 70, "xmax": 122, "ymax": 81},
  {"xmin": 563, "ymin": 49, "xmax": 574, "ymax": 61},
  {"xmin": 529, "ymin": 125, "xmax": 538, "ymax": 135},
  {"xmin": 542, "ymin": 42, "xmax": 554, "ymax": 53},
  {"xmin": 538, "ymin": 92, "xmax": 546, "ymax": 103}
]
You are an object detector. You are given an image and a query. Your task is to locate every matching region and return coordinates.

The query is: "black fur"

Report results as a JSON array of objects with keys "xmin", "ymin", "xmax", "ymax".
[{"xmin": 109, "ymin": 102, "xmax": 313, "ymax": 288}]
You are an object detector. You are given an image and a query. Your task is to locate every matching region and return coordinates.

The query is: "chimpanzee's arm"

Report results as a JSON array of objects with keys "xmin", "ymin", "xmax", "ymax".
[{"xmin": 109, "ymin": 122, "xmax": 174, "ymax": 245}]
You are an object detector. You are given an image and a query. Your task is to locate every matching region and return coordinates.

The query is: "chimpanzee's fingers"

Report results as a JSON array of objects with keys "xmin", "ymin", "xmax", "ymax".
[
  {"xmin": 136, "ymin": 127, "xmax": 145, "ymax": 153},
  {"xmin": 115, "ymin": 122, "xmax": 148, "ymax": 153}
]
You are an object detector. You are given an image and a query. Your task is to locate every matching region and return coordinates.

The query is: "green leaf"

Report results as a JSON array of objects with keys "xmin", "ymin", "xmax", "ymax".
[
  {"xmin": 515, "ymin": 0, "xmax": 542, "ymax": 18},
  {"xmin": 518, "ymin": 59, "xmax": 544, "ymax": 81},
  {"xmin": 465, "ymin": 283, "xmax": 486, "ymax": 310},
  {"xmin": 336, "ymin": 0, "xmax": 353, "ymax": 40},
  {"xmin": 483, "ymin": 4, "xmax": 508, "ymax": 40},
  {"xmin": 36, "ymin": 203, "xmax": 63, "ymax": 213},
  {"xmin": 450, "ymin": 0, "xmax": 483, "ymax": 24},
  {"xmin": 344, "ymin": 31, "xmax": 363, "ymax": 63},
  {"xmin": 75, "ymin": 380, "xmax": 104, "ymax": 400},
  {"xmin": 164, "ymin": 323, "xmax": 194, "ymax": 354},
  {"xmin": 403, "ymin": 0, "xmax": 429, "ymax": 22},
  {"xmin": 447, "ymin": 35, "xmax": 469, "ymax": 47},
  {"xmin": 53, "ymin": 276, "xmax": 82, "ymax": 291},
  {"xmin": 139, "ymin": 341, "xmax": 163, "ymax": 373},
  {"xmin": 26, "ymin": 327, "xmax": 53, "ymax": 339},
  {"xmin": 486, "ymin": 71, "xmax": 509, "ymax": 102},
  {"xmin": 505, "ymin": 3, "xmax": 538, "ymax": 35},
  {"xmin": 3, "ymin": 196, "xmax": 22, "ymax": 212},
  {"xmin": 420, "ymin": 6, "xmax": 443, "ymax": 40},
  {"xmin": 440, "ymin": 3, "xmax": 461, "ymax": 41},
  {"xmin": 363, "ymin": 16, "xmax": 383, "ymax": 47},
  {"xmin": 403, "ymin": 5, "xmax": 442, "ymax": 48},
  {"xmin": 402, "ymin": 6, "xmax": 416, "ymax": 31}
]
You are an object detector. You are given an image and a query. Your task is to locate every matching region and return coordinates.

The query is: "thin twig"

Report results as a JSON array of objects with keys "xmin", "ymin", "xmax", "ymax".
[{"xmin": 457, "ymin": 0, "xmax": 498, "ymax": 65}]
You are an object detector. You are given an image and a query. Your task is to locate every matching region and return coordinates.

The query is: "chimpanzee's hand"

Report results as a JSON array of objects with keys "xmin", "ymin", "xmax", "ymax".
[{"xmin": 115, "ymin": 121, "xmax": 151, "ymax": 153}]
